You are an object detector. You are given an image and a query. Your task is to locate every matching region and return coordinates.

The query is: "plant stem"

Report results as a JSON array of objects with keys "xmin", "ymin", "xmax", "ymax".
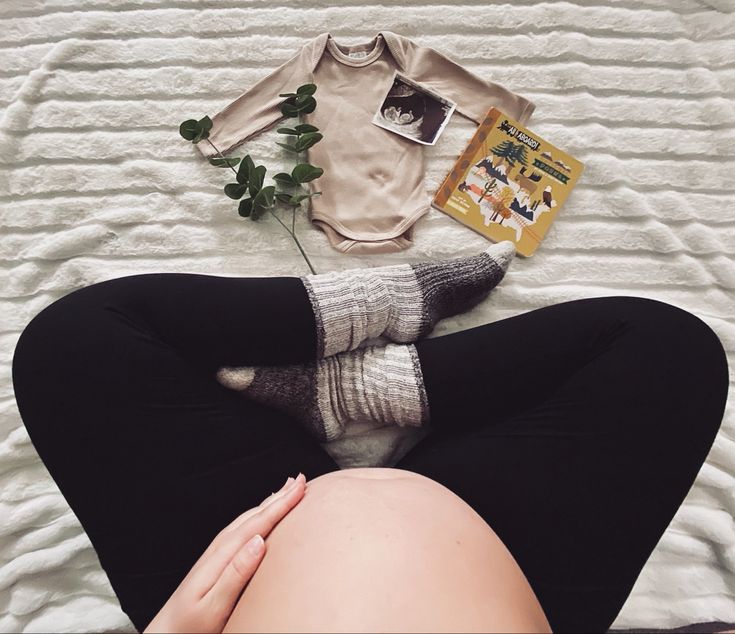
[
  {"xmin": 206, "ymin": 138, "xmax": 239, "ymax": 178},
  {"xmin": 205, "ymin": 137, "xmax": 316, "ymax": 275},
  {"xmin": 268, "ymin": 209, "xmax": 316, "ymax": 275}
]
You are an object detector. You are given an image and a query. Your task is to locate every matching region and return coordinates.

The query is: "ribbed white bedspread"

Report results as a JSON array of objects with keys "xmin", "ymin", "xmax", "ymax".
[{"xmin": 1, "ymin": 1, "xmax": 733, "ymax": 631}]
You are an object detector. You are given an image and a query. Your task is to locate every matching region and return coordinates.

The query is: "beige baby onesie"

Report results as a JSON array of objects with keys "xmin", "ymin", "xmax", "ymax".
[{"xmin": 196, "ymin": 31, "xmax": 536, "ymax": 254}]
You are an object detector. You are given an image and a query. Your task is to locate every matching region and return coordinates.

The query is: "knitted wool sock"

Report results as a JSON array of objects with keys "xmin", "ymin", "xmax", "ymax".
[
  {"xmin": 216, "ymin": 343, "xmax": 429, "ymax": 443},
  {"xmin": 302, "ymin": 240, "xmax": 516, "ymax": 358}
]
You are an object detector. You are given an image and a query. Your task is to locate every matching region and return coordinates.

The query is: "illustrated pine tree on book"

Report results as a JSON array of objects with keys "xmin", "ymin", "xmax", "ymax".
[{"xmin": 433, "ymin": 108, "xmax": 584, "ymax": 256}]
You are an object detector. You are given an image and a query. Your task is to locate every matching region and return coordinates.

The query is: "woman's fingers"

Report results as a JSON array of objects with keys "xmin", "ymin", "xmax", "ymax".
[
  {"xmin": 193, "ymin": 474, "xmax": 307, "ymax": 596},
  {"xmin": 202, "ymin": 474, "xmax": 307, "ymax": 607},
  {"xmin": 222, "ymin": 473, "xmax": 302, "ymax": 534},
  {"xmin": 203, "ymin": 533, "xmax": 266, "ymax": 618},
  {"xmin": 144, "ymin": 474, "xmax": 308, "ymax": 634},
  {"xmin": 223, "ymin": 475, "xmax": 296, "ymax": 533},
  {"xmin": 183, "ymin": 474, "xmax": 302, "ymax": 591}
]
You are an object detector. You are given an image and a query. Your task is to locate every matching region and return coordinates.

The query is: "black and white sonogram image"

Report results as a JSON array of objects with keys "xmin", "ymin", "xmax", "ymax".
[{"xmin": 373, "ymin": 73, "xmax": 456, "ymax": 145}]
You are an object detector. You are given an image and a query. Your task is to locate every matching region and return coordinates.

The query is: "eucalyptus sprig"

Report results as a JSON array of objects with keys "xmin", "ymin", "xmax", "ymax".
[{"xmin": 179, "ymin": 83, "xmax": 324, "ymax": 274}]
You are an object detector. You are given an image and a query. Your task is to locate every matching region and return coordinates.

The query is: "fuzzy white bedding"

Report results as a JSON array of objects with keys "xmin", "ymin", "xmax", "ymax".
[{"xmin": 1, "ymin": 1, "xmax": 734, "ymax": 632}]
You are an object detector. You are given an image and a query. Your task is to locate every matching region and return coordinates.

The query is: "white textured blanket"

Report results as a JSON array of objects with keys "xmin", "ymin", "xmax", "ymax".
[{"xmin": 1, "ymin": 1, "xmax": 734, "ymax": 632}]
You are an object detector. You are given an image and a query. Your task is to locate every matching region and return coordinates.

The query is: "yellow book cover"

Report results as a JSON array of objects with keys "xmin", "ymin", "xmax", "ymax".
[{"xmin": 432, "ymin": 108, "xmax": 584, "ymax": 256}]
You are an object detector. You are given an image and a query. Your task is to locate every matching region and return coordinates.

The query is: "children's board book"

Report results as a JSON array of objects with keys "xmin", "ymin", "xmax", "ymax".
[{"xmin": 432, "ymin": 108, "xmax": 584, "ymax": 256}]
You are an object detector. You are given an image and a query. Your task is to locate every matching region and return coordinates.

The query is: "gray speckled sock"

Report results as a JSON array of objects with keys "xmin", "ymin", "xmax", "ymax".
[
  {"xmin": 302, "ymin": 241, "xmax": 516, "ymax": 358},
  {"xmin": 215, "ymin": 343, "xmax": 429, "ymax": 443}
]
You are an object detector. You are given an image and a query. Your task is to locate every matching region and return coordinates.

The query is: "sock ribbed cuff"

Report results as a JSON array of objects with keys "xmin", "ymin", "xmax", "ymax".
[
  {"xmin": 216, "ymin": 342, "xmax": 430, "ymax": 442},
  {"xmin": 316, "ymin": 343, "xmax": 429, "ymax": 429},
  {"xmin": 301, "ymin": 241, "xmax": 516, "ymax": 360},
  {"xmin": 395, "ymin": 344, "xmax": 430, "ymax": 428},
  {"xmin": 302, "ymin": 267, "xmax": 397, "ymax": 358}
]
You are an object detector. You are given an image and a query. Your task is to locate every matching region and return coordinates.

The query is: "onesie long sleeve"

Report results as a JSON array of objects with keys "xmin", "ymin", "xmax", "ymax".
[{"xmin": 197, "ymin": 31, "xmax": 536, "ymax": 254}]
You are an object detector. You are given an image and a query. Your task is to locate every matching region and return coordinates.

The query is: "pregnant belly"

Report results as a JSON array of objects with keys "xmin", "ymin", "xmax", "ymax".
[{"xmin": 222, "ymin": 467, "xmax": 551, "ymax": 633}]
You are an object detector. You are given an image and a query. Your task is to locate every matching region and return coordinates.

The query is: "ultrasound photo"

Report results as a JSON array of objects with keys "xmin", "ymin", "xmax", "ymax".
[{"xmin": 372, "ymin": 72, "xmax": 456, "ymax": 145}]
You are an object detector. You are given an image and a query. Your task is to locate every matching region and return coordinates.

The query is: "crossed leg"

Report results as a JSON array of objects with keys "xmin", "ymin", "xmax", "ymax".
[
  {"xmin": 12, "ymin": 274, "xmax": 728, "ymax": 633},
  {"xmin": 398, "ymin": 296, "xmax": 729, "ymax": 632}
]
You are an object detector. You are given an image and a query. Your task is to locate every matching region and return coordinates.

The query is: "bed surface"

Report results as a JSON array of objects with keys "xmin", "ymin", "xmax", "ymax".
[{"xmin": 1, "ymin": 0, "xmax": 734, "ymax": 631}]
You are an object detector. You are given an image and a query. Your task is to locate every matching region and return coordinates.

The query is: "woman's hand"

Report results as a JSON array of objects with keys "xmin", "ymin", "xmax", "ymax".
[{"xmin": 144, "ymin": 472, "xmax": 306, "ymax": 633}]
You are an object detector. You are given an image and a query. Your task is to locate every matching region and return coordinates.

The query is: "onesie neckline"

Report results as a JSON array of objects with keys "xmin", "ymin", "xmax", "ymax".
[{"xmin": 326, "ymin": 33, "xmax": 386, "ymax": 67}]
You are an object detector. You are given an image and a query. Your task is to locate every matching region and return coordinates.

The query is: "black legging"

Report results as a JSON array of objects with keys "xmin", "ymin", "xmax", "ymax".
[{"xmin": 11, "ymin": 274, "xmax": 729, "ymax": 633}]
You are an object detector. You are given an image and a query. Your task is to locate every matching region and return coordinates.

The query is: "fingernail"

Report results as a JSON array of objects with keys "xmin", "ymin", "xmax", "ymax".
[
  {"xmin": 247, "ymin": 534, "xmax": 264, "ymax": 556},
  {"xmin": 274, "ymin": 476, "xmax": 299, "ymax": 499}
]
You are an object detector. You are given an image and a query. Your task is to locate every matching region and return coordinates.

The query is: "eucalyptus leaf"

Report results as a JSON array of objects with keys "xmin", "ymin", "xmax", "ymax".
[
  {"xmin": 294, "ymin": 132, "xmax": 323, "ymax": 152},
  {"xmin": 198, "ymin": 116, "xmax": 213, "ymax": 132},
  {"xmin": 248, "ymin": 165, "xmax": 266, "ymax": 197},
  {"xmin": 179, "ymin": 119, "xmax": 200, "ymax": 141},
  {"xmin": 209, "ymin": 157, "xmax": 241, "ymax": 168},
  {"xmin": 273, "ymin": 172, "xmax": 297, "ymax": 187},
  {"xmin": 276, "ymin": 127, "xmax": 299, "ymax": 135},
  {"xmin": 288, "ymin": 193, "xmax": 316, "ymax": 206},
  {"xmin": 251, "ymin": 185, "xmax": 275, "ymax": 220},
  {"xmin": 299, "ymin": 98, "xmax": 317, "ymax": 114},
  {"xmin": 276, "ymin": 142, "xmax": 299, "ymax": 153},
  {"xmin": 224, "ymin": 183, "xmax": 248, "ymax": 199},
  {"xmin": 251, "ymin": 187, "xmax": 275, "ymax": 221},
  {"xmin": 281, "ymin": 103, "xmax": 300, "ymax": 117},
  {"xmin": 238, "ymin": 197, "xmax": 253, "ymax": 218},
  {"xmin": 254, "ymin": 185, "xmax": 275, "ymax": 209},
  {"xmin": 275, "ymin": 192, "xmax": 293, "ymax": 204},
  {"xmin": 236, "ymin": 154, "xmax": 254, "ymax": 185},
  {"xmin": 296, "ymin": 84, "xmax": 317, "ymax": 96},
  {"xmin": 292, "ymin": 163, "xmax": 324, "ymax": 183},
  {"xmin": 294, "ymin": 123, "xmax": 318, "ymax": 134},
  {"xmin": 290, "ymin": 99, "xmax": 312, "ymax": 113},
  {"xmin": 240, "ymin": 155, "xmax": 255, "ymax": 176}
]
